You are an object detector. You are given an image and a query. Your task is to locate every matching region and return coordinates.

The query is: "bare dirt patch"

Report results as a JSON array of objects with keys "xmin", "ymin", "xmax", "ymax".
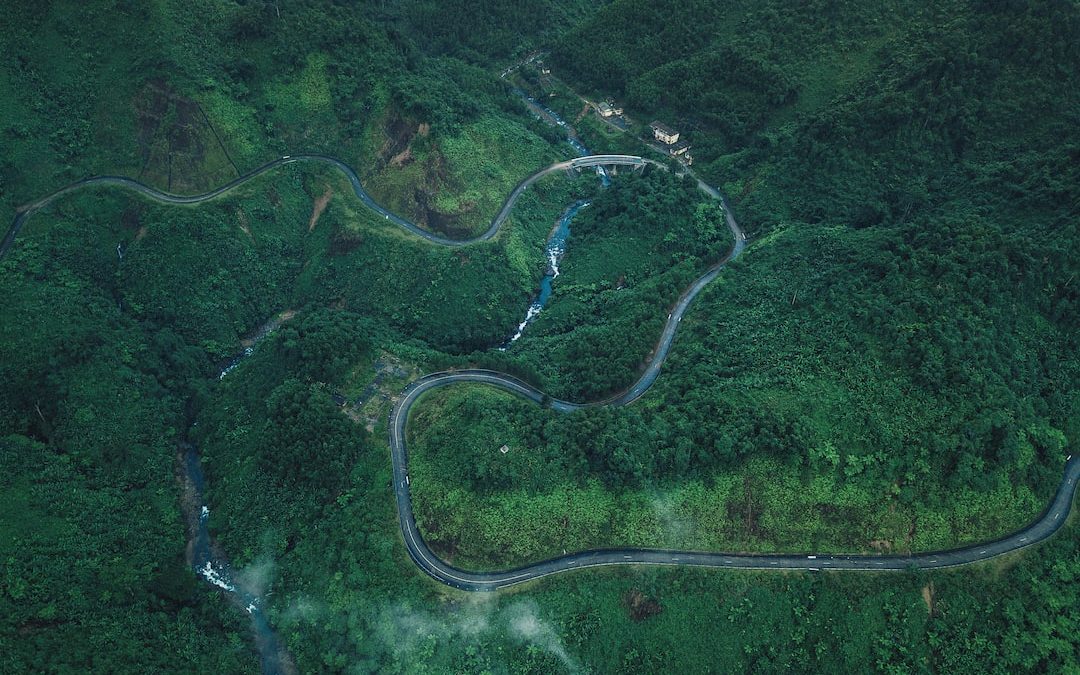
[
  {"xmin": 624, "ymin": 589, "xmax": 663, "ymax": 622},
  {"xmin": 574, "ymin": 102, "xmax": 590, "ymax": 124},
  {"xmin": 373, "ymin": 112, "xmax": 472, "ymax": 236},
  {"xmin": 389, "ymin": 147, "xmax": 413, "ymax": 168},
  {"xmin": 344, "ymin": 353, "xmax": 415, "ymax": 432},
  {"xmin": 921, "ymin": 582, "xmax": 935, "ymax": 615},
  {"xmin": 377, "ymin": 113, "xmax": 424, "ymax": 166},
  {"xmin": 308, "ymin": 188, "xmax": 333, "ymax": 231},
  {"xmin": 237, "ymin": 208, "xmax": 252, "ymax": 238},
  {"xmin": 869, "ymin": 539, "xmax": 893, "ymax": 553}
]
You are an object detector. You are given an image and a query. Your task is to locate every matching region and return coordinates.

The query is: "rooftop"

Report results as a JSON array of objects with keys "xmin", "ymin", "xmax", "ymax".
[{"xmin": 649, "ymin": 120, "xmax": 678, "ymax": 135}]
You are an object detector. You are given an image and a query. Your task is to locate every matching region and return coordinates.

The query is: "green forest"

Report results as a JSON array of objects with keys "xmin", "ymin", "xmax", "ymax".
[{"xmin": 1, "ymin": 0, "xmax": 1078, "ymax": 672}]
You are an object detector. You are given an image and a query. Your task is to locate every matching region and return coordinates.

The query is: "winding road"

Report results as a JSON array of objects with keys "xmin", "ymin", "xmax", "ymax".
[
  {"xmin": 3, "ymin": 150, "xmax": 1076, "ymax": 593},
  {"xmin": 0, "ymin": 152, "xmax": 648, "ymax": 257}
]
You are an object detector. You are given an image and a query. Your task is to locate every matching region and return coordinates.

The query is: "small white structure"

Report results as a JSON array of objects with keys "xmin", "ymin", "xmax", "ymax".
[
  {"xmin": 499, "ymin": 444, "xmax": 510, "ymax": 454},
  {"xmin": 596, "ymin": 101, "xmax": 623, "ymax": 118},
  {"xmin": 668, "ymin": 140, "xmax": 692, "ymax": 156},
  {"xmin": 650, "ymin": 121, "xmax": 680, "ymax": 145}
]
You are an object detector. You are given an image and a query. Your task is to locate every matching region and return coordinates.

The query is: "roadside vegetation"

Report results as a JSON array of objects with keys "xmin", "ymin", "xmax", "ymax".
[
  {"xmin": 0, "ymin": 0, "xmax": 596, "ymax": 667},
  {"xmin": 408, "ymin": 174, "xmax": 1073, "ymax": 570},
  {"xmin": 505, "ymin": 167, "xmax": 732, "ymax": 399},
  {"xmin": 0, "ymin": 1, "xmax": 573, "ymax": 239},
  {"xmin": 1, "ymin": 0, "xmax": 1078, "ymax": 672}
]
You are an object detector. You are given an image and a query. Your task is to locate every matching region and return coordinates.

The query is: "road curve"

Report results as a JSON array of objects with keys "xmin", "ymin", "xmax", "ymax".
[
  {"xmin": 3, "ymin": 151, "xmax": 1076, "ymax": 592},
  {"xmin": 385, "ymin": 177, "xmax": 1078, "ymax": 590},
  {"xmin": 0, "ymin": 153, "xmax": 652, "ymax": 258},
  {"xmin": 393, "ymin": 383, "xmax": 1078, "ymax": 590}
]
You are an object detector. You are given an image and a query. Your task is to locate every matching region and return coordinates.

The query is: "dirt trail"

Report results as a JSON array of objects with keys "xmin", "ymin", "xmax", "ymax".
[
  {"xmin": 308, "ymin": 188, "xmax": 333, "ymax": 231},
  {"xmin": 574, "ymin": 102, "xmax": 590, "ymax": 124},
  {"xmin": 237, "ymin": 209, "xmax": 252, "ymax": 238},
  {"xmin": 921, "ymin": 582, "xmax": 935, "ymax": 614}
]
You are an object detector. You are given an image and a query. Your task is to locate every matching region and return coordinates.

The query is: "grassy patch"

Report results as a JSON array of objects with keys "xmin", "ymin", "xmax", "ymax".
[
  {"xmin": 407, "ymin": 383, "xmax": 1044, "ymax": 571},
  {"xmin": 359, "ymin": 111, "xmax": 566, "ymax": 239}
]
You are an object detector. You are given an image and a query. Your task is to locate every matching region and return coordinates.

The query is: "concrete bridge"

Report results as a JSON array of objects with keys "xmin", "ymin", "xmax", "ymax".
[{"xmin": 569, "ymin": 154, "xmax": 647, "ymax": 170}]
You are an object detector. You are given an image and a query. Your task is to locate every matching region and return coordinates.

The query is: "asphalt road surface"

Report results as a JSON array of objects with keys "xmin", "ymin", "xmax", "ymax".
[
  {"xmin": 4, "ymin": 153, "xmax": 1076, "ymax": 593},
  {"xmin": 0, "ymin": 153, "xmax": 651, "ymax": 258},
  {"xmin": 384, "ymin": 175, "xmax": 1078, "ymax": 590}
]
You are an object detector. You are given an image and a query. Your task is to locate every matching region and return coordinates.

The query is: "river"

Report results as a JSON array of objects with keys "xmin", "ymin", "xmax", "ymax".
[
  {"xmin": 180, "ymin": 313, "xmax": 297, "ymax": 674},
  {"xmin": 502, "ymin": 199, "xmax": 590, "ymax": 347},
  {"xmin": 503, "ymin": 88, "xmax": 610, "ymax": 345},
  {"xmin": 187, "ymin": 85, "xmax": 598, "ymax": 672}
]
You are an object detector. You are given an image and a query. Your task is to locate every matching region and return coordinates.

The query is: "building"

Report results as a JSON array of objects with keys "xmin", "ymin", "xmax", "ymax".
[
  {"xmin": 668, "ymin": 139, "xmax": 692, "ymax": 156},
  {"xmin": 649, "ymin": 120, "xmax": 692, "ymax": 162},
  {"xmin": 665, "ymin": 139, "xmax": 693, "ymax": 164},
  {"xmin": 596, "ymin": 101, "xmax": 624, "ymax": 118},
  {"xmin": 650, "ymin": 121, "xmax": 680, "ymax": 145}
]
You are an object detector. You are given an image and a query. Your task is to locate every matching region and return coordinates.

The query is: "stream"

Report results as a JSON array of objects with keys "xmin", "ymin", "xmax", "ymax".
[
  {"xmin": 502, "ymin": 199, "xmax": 589, "ymax": 347},
  {"xmin": 183, "ymin": 86, "xmax": 599, "ymax": 671},
  {"xmin": 181, "ymin": 446, "xmax": 291, "ymax": 674},
  {"xmin": 180, "ymin": 313, "xmax": 296, "ymax": 674},
  {"xmin": 504, "ymin": 88, "xmax": 610, "ymax": 345}
]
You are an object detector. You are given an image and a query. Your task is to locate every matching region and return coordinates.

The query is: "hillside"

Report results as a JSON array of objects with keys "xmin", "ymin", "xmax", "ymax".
[
  {"xmin": 1, "ymin": 0, "xmax": 1078, "ymax": 673},
  {"xmin": 541, "ymin": 0, "xmax": 1080, "ymax": 491}
]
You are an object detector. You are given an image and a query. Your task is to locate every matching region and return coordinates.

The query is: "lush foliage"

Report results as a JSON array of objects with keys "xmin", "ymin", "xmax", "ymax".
[
  {"xmin": 504, "ymin": 167, "xmax": 731, "ymax": 398},
  {"xmin": 421, "ymin": 0, "xmax": 1080, "ymax": 549},
  {"xmin": 0, "ymin": 0, "xmax": 580, "ymax": 237},
  {"xmin": 551, "ymin": 0, "xmax": 925, "ymax": 153},
  {"xmin": 0, "ymin": 2, "xmax": 582, "ymax": 656},
  {"xmin": 2, "ymin": 0, "xmax": 1079, "ymax": 672},
  {"xmin": 0, "ymin": 437, "xmax": 256, "ymax": 673}
]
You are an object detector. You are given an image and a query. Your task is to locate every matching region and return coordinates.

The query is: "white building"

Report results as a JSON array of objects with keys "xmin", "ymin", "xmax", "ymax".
[{"xmin": 649, "ymin": 121, "xmax": 680, "ymax": 145}]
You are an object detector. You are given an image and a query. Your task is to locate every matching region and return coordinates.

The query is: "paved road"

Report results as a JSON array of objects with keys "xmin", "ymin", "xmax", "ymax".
[
  {"xmin": 0, "ymin": 153, "xmax": 650, "ymax": 259},
  {"xmin": 4, "ymin": 151, "xmax": 1076, "ymax": 593},
  {"xmin": 394, "ymin": 384, "xmax": 1077, "ymax": 591},
  {"xmin": 385, "ymin": 174, "xmax": 1078, "ymax": 590}
]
